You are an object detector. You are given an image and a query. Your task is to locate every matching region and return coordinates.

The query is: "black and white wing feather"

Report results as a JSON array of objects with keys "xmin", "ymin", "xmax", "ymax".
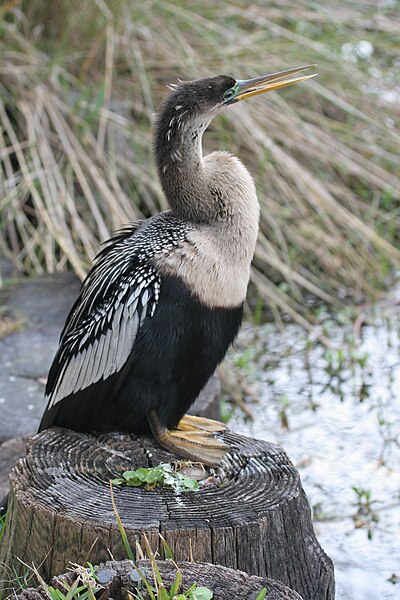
[{"xmin": 44, "ymin": 226, "xmax": 161, "ymax": 412}]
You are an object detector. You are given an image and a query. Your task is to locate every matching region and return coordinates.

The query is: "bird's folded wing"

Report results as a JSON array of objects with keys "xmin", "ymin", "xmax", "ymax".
[{"xmin": 45, "ymin": 261, "xmax": 160, "ymax": 409}]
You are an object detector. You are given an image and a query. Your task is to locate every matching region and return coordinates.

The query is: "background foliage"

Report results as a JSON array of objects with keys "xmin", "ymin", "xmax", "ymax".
[{"xmin": 0, "ymin": 0, "xmax": 399, "ymax": 325}]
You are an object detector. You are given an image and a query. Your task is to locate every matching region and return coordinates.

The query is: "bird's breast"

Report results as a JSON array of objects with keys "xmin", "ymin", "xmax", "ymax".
[{"xmin": 152, "ymin": 226, "xmax": 254, "ymax": 309}]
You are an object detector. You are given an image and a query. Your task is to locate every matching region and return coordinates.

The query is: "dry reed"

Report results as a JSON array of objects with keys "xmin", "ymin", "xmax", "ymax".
[{"xmin": 0, "ymin": 0, "xmax": 399, "ymax": 325}]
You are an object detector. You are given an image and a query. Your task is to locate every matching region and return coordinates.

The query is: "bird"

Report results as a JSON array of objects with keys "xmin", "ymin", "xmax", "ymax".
[{"xmin": 39, "ymin": 65, "xmax": 316, "ymax": 466}]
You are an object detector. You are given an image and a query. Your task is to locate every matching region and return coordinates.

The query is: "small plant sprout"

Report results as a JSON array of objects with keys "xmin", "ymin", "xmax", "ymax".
[
  {"xmin": 132, "ymin": 534, "xmax": 213, "ymax": 600},
  {"xmin": 352, "ymin": 486, "xmax": 380, "ymax": 540},
  {"xmin": 111, "ymin": 463, "xmax": 199, "ymax": 493},
  {"xmin": 16, "ymin": 562, "xmax": 101, "ymax": 600},
  {"xmin": 278, "ymin": 394, "xmax": 290, "ymax": 430}
]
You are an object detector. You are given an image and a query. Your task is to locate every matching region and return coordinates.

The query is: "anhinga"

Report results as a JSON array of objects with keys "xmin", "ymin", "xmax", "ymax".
[{"xmin": 39, "ymin": 66, "xmax": 316, "ymax": 466}]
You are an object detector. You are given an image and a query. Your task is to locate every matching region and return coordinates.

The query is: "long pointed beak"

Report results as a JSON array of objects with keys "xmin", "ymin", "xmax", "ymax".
[{"xmin": 228, "ymin": 65, "xmax": 317, "ymax": 104}]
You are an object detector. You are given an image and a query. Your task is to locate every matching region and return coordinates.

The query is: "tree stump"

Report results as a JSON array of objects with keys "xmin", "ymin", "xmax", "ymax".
[
  {"xmin": 13, "ymin": 558, "xmax": 304, "ymax": 599},
  {"xmin": 0, "ymin": 428, "xmax": 334, "ymax": 599}
]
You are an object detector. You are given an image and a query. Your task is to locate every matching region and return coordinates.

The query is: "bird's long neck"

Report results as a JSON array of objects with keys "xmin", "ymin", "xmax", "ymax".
[
  {"xmin": 154, "ymin": 110, "xmax": 217, "ymax": 222},
  {"xmin": 153, "ymin": 103, "xmax": 259, "ymax": 263},
  {"xmin": 153, "ymin": 100, "xmax": 260, "ymax": 308}
]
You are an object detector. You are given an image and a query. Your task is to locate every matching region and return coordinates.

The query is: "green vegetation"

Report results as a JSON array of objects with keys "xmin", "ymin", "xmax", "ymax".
[
  {"xmin": 227, "ymin": 301, "xmax": 400, "ymax": 426},
  {"xmin": 0, "ymin": 489, "xmax": 215, "ymax": 599},
  {"xmin": 111, "ymin": 463, "xmax": 199, "ymax": 493},
  {"xmin": 39, "ymin": 563, "xmax": 100, "ymax": 600},
  {"xmin": 109, "ymin": 483, "xmax": 214, "ymax": 600},
  {"xmin": 0, "ymin": 1, "xmax": 399, "ymax": 324},
  {"xmin": 0, "ymin": 512, "xmax": 6, "ymax": 542},
  {"xmin": 109, "ymin": 479, "xmax": 136, "ymax": 561},
  {"xmin": 35, "ymin": 558, "xmax": 214, "ymax": 600},
  {"xmin": 352, "ymin": 486, "xmax": 380, "ymax": 540}
]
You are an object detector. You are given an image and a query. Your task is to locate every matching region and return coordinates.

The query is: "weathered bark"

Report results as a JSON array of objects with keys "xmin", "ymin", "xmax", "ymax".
[
  {"xmin": 13, "ymin": 558, "xmax": 304, "ymax": 599},
  {"xmin": 0, "ymin": 428, "xmax": 334, "ymax": 599}
]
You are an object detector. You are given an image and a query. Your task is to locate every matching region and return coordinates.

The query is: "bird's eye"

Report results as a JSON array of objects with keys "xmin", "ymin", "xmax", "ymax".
[{"xmin": 223, "ymin": 88, "xmax": 235, "ymax": 101}]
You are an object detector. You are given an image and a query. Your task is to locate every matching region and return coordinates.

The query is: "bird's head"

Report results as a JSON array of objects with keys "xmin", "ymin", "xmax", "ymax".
[
  {"xmin": 154, "ymin": 65, "xmax": 317, "ymax": 217},
  {"xmin": 158, "ymin": 65, "xmax": 316, "ymax": 129}
]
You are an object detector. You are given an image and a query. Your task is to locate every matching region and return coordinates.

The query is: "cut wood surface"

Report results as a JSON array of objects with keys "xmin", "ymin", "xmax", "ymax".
[
  {"xmin": 0, "ymin": 428, "xmax": 334, "ymax": 599},
  {"xmin": 13, "ymin": 558, "xmax": 304, "ymax": 599}
]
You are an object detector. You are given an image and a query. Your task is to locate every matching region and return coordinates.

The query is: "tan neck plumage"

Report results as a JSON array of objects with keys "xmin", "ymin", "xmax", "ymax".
[{"xmin": 155, "ymin": 149, "xmax": 260, "ymax": 309}]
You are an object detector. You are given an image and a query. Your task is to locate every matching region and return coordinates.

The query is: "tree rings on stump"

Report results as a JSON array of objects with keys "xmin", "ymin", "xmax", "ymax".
[{"xmin": 0, "ymin": 428, "xmax": 334, "ymax": 599}]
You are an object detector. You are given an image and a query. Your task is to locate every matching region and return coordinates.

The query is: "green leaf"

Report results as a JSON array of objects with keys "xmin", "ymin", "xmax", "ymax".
[
  {"xmin": 160, "ymin": 533, "xmax": 174, "ymax": 560},
  {"xmin": 181, "ymin": 476, "xmax": 198, "ymax": 490},
  {"xmin": 123, "ymin": 470, "xmax": 141, "ymax": 478},
  {"xmin": 145, "ymin": 469, "xmax": 164, "ymax": 483},
  {"xmin": 110, "ymin": 478, "xmax": 125, "ymax": 485},
  {"xmin": 158, "ymin": 584, "xmax": 169, "ymax": 600},
  {"xmin": 135, "ymin": 468, "xmax": 152, "ymax": 481},
  {"xmin": 255, "ymin": 588, "xmax": 267, "ymax": 600},
  {"xmin": 135, "ymin": 566, "xmax": 157, "ymax": 600},
  {"xmin": 168, "ymin": 570, "xmax": 182, "ymax": 597},
  {"xmin": 63, "ymin": 580, "xmax": 81, "ymax": 600},
  {"xmin": 109, "ymin": 481, "xmax": 135, "ymax": 562},
  {"xmin": 46, "ymin": 587, "xmax": 65, "ymax": 600},
  {"xmin": 190, "ymin": 587, "xmax": 213, "ymax": 600},
  {"xmin": 125, "ymin": 477, "xmax": 144, "ymax": 487}
]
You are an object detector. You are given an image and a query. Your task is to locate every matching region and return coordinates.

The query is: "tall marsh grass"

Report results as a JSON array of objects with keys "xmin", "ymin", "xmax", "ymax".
[{"xmin": 0, "ymin": 0, "xmax": 399, "ymax": 324}]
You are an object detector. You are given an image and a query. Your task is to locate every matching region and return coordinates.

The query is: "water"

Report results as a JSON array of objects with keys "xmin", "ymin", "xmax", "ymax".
[{"xmin": 227, "ymin": 302, "xmax": 400, "ymax": 600}]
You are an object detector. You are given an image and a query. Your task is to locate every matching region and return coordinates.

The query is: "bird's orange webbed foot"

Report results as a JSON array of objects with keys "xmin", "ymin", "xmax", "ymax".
[
  {"xmin": 176, "ymin": 413, "xmax": 227, "ymax": 433},
  {"xmin": 147, "ymin": 410, "xmax": 229, "ymax": 467}
]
